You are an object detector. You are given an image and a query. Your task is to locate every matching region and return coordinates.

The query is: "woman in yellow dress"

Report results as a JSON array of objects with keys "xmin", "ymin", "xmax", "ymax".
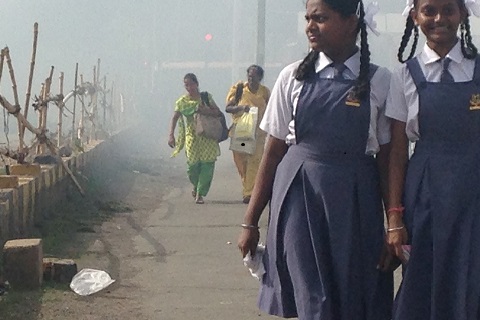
[
  {"xmin": 226, "ymin": 65, "xmax": 270, "ymax": 204},
  {"xmin": 168, "ymin": 73, "xmax": 222, "ymax": 204}
]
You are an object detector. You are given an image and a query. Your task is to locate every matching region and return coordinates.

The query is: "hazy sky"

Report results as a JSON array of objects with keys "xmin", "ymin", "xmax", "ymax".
[{"xmin": 0, "ymin": 0, "xmax": 478, "ymax": 140}]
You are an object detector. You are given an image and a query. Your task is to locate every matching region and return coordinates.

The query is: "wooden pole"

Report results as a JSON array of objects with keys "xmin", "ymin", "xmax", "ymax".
[
  {"xmin": 79, "ymin": 74, "xmax": 85, "ymax": 141},
  {"xmin": 36, "ymin": 83, "xmax": 45, "ymax": 154},
  {"xmin": 37, "ymin": 66, "xmax": 54, "ymax": 154},
  {"xmin": 0, "ymin": 49, "xmax": 5, "ymax": 85},
  {"xmin": 110, "ymin": 82, "xmax": 115, "ymax": 131},
  {"xmin": 103, "ymin": 76, "xmax": 107, "ymax": 128},
  {"xmin": 21, "ymin": 22, "xmax": 39, "ymax": 144},
  {"xmin": 91, "ymin": 66, "xmax": 97, "ymax": 141},
  {"xmin": 0, "ymin": 94, "xmax": 85, "ymax": 196},
  {"xmin": 57, "ymin": 72, "xmax": 64, "ymax": 147},
  {"xmin": 4, "ymin": 47, "xmax": 24, "ymax": 150},
  {"xmin": 96, "ymin": 59, "xmax": 101, "ymax": 85},
  {"xmin": 72, "ymin": 63, "xmax": 78, "ymax": 142}
]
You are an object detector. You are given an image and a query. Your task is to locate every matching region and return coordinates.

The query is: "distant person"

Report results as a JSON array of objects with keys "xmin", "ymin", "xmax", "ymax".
[
  {"xmin": 225, "ymin": 65, "xmax": 270, "ymax": 204},
  {"xmin": 168, "ymin": 73, "xmax": 222, "ymax": 204},
  {"xmin": 386, "ymin": 0, "xmax": 480, "ymax": 319},
  {"xmin": 237, "ymin": 0, "xmax": 393, "ymax": 319}
]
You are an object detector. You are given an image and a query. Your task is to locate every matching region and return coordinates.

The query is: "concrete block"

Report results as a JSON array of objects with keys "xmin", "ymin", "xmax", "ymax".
[
  {"xmin": 0, "ymin": 175, "xmax": 19, "ymax": 189},
  {"xmin": 43, "ymin": 258, "xmax": 77, "ymax": 283},
  {"xmin": 76, "ymin": 152, "xmax": 85, "ymax": 168},
  {"xmin": 19, "ymin": 178, "xmax": 35, "ymax": 231},
  {"xmin": 57, "ymin": 162, "xmax": 64, "ymax": 179},
  {"xmin": 40, "ymin": 168, "xmax": 52, "ymax": 189},
  {"xmin": 17, "ymin": 179, "xmax": 34, "ymax": 235},
  {"xmin": 0, "ymin": 189, "xmax": 19, "ymax": 238},
  {"xmin": 3, "ymin": 238, "xmax": 43, "ymax": 289},
  {"xmin": 9, "ymin": 164, "xmax": 41, "ymax": 177},
  {"xmin": 0, "ymin": 201, "xmax": 10, "ymax": 242}
]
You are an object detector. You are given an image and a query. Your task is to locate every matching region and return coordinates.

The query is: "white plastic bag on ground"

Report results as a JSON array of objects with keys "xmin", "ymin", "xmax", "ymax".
[
  {"xmin": 243, "ymin": 244, "xmax": 265, "ymax": 281},
  {"xmin": 70, "ymin": 268, "xmax": 115, "ymax": 296}
]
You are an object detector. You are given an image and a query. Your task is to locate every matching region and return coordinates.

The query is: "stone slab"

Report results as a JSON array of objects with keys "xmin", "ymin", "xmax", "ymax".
[
  {"xmin": 3, "ymin": 238, "xmax": 43, "ymax": 289},
  {"xmin": 9, "ymin": 164, "xmax": 41, "ymax": 177},
  {"xmin": 0, "ymin": 176, "xmax": 19, "ymax": 189}
]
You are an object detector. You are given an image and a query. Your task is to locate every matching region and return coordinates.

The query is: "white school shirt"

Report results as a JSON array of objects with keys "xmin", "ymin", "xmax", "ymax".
[
  {"xmin": 385, "ymin": 41, "xmax": 475, "ymax": 141},
  {"xmin": 259, "ymin": 51, "xmax": 391, "ymax": 155}
]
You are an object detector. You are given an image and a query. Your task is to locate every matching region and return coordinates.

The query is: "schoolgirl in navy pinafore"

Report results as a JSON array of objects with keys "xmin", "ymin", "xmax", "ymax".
[
  {"xmin": 393, "ymin": 56, "xmax": 480, "ymax": 320},
  {"xmin": 258, "ymin": 64, "xmax": 393, "ymax": 320}
]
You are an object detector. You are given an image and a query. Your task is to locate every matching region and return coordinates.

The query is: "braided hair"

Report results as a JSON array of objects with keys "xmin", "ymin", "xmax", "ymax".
[
  {"xmin": 397, "ymin": 16, "xmax": 419, "ymax": 63},
  {"xmin": 398, "ymin": 0, "xmax": 478, "ymax": 63},
  {"xmin": 295, "ymin": 0, "xmax": 371, "ymax": 100},
  {"xmin": 460, "ymin": 15, "xmax": 478, "ymax": 58}
]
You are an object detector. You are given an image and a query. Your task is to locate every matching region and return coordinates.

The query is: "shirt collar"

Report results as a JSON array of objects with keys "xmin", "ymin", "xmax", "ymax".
[
  {"xmin": 421, "ymin": 40, "xmax": 463, "ymax": 65},
  {"xmin": 315, "ymin": 50, "xmax": 361, "ymax": 77}
]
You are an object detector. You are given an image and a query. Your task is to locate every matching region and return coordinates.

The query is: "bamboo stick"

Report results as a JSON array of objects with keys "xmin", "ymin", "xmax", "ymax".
[
  {"xmin": 39, "ymin": 66, "xmax": 55, "ymax": 152},
  {"xmin": 4, "ymin": 48, "xmax": 20, "ymax": 109},
  {"xmin": 0, "ymin": 94, "xmax": 85, "ymax": 196},
  {"xmin": 4, "ymin": 47, "xmax": 24, "ymax": 151},
  {"xmin": 21, "ymin": 22, "xmax": 39, "ymax": 143},
  {"xmin": 36, "ymin": 83, "xmax": 45, "ymax": 154},
  {"xmin": 90, "ymin": 67, "xmax": 97, "ymax": 141},
  {"xmin": 80, "ymin": 74, "xmax": 84, "ymax": 141},
  {"xmin": 103, "ymin": 76, "xmax": 107, "ymax": 128},
  {"xmin": 110, "ymin": 82, "xmax": 115, "ymax": 131},
  {"xmin": 96, "ymin": 58, "xmax": 101, "ymax": 85},
  {"xmin": 0, "ymin": 49, "xmax": 5, "ymax": 85},
  {"xmin": 72, "ymin": 63, "xmax": 78, "ymax": 142},
  {"xmin": 57, "ymin": 72, "xmax": 64, "ymax": 147}
]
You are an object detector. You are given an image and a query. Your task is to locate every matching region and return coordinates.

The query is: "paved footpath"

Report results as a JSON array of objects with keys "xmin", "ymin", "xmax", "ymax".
[
  {"xmin": 72, "ymin": 123, "xmax": 400, "ymax": 320},
  {"xmin": 129, "ymin": 141, "xmax": 278, "ymax": 320}
]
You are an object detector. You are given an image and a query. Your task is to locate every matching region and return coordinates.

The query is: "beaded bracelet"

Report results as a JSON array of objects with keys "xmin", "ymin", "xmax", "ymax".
[
  {"xmin": 241, "ymin": 223, "xmax": 259, "ymax": 230},
  {"xmin": 387, "ymin": 206, "xmax": 405, "ymax": 214},
  {"xmin": 387, "ymin": 226, "xmax": 405, "ymax": 232}
]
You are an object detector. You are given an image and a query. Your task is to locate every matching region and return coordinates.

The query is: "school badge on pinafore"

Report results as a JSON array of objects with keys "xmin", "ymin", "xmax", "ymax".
[
  {"xmin": 345, "ymin": 90, "xmax": 361, "ymax": 107},
  {"xmin": 469, "ymin": 94, "xmax": 480, "ymax": 111}
]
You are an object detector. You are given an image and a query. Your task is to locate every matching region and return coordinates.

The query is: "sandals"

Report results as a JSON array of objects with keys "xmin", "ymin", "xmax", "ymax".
[
  {"xmin": 195, "ymin": 196, "xmax": 204, "ymax": 204},
  {"xmin": 192, "ymin": 189, "xmax": 197, "ymax": 198}
]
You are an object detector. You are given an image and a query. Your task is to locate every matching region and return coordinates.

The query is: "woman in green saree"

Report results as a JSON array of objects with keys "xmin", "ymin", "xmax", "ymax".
[{"xmin": 168, "ymin": 73, "xmax": 221, "ymax": 204}]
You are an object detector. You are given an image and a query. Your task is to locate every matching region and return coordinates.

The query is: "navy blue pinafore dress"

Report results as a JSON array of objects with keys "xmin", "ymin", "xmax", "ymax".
[
  {"xmin": 258, "ymin": 65, "xmax": 393, "ymax": 320},
  {"xmin": 393, "ymin": 56, "xmax": 480, "ymax": 320}
]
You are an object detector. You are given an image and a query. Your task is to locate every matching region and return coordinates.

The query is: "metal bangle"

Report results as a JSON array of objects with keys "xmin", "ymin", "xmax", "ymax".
[
  {"xmin": 387, "ymin": 226, "xmax": 405, "ymax": 232},
  {"xmin": 241, "ymin": 223, "xmax": 259, "ymax": 230}
]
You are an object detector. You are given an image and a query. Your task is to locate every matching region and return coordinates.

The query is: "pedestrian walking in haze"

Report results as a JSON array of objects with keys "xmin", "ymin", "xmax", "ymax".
[
  {"xmin": 237, "ymin": 0, "xmax": 394, "ymax": 319},
  {"xmin": 226, "ymin": 65, "xmax": 270, "ymax": 204},
  {"xmin": 386, "ymin": 0, "xmax": 480, "ymax": 318},
  {"xmin": 168, "ymin": 73, "xmax": 222, "ymax": 204}
]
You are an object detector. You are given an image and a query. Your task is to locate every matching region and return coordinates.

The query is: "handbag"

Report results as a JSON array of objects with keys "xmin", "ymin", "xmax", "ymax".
[
  {"xmin": 233, "ymin": 106, "xmax": 258, "ymax": 141},
  {"xmin": 195, "ymin": 92, "xmax": 229, "ymax": 142},
  {"xmin": 229, "ymin": 107, "xmax": 258, "ymax": 155}
]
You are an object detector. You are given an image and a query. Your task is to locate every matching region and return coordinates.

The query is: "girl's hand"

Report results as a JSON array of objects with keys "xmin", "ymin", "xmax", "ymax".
[
  {"xmin": 238, "ymin": 228, "xmax": 260, "ymax": 258},
  {"xmin": 377, "ymin": 242, "xmax": 401, "ymax": 272},
  {"xmin": 168, "ymin": 135, "xmax": 175, "ymax": 148},
  {"xmin": 386, "ymin": 219, "xmax": 409, "ymax": 262}
]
